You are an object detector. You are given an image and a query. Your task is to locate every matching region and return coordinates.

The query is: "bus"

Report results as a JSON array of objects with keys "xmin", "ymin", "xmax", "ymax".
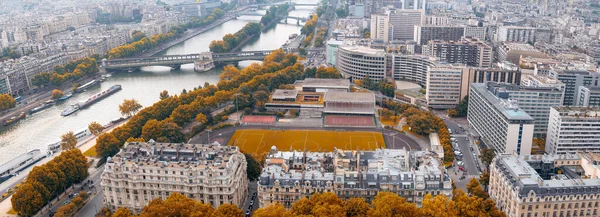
[{"xmin": 14, "ymin": 96, "xmax": 22, "ymax": 103}]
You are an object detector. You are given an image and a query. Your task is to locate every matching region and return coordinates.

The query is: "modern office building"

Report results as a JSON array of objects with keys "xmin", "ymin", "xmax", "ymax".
[
  {"xmin": 468, "ymin": 83, "xmax": 534, "ymax": 155},
  {"xmin": 425, "ymin": 64, "xmax": 470, "ymax": 109},
  {"xmin": 391, "ymin": 54, "xmax": 436, "ymax": 86},
  {"xmin": 424, "ymin": 37, "xmax": 493, "ymax": 67},
  {"xmin": 257, "ymin": 148, "xmax": 452, "ymax": 208},
  {"xmin": 489, "ymin": 153, "xmax": 600, "ymax": 217},
  {"xmin": 497, "ymin": 42, "xmax": 548, "ymax": 65},
  {"xmin": 546, "ymin": 107, "xmax": 600, "ymax": 155},
  {"xmin": 484, "ymin": 82, "xmax": 563, "ymax": 138},
  {"xmin": 414, "ymin": 25, "xmax": 465, "ymax": 45},
  {"xmin": 389, "ymin": 9, "xmax": 424, "ymax": 41},
  {"xmin": 549, "ymin": 69, "xmax": 600, "ymax": 106},
  {"xmin": 496, "ymin": 26, "xmax": 536, "ymax": 43},
  {"xmin": 336, "ymin": 46, "xmax": 387, "ymax": 81},
  {"xmin": 370, "ymin": 14, "xmax": 390, "ymax": 42},
  {"xmin": 326, "ymin": 39, "xmax": 344, "ymax": 66},
  {"xmin": 101, "ymin": 142, "xmax": 248, "ymax": 213},
  {"xmin": 577, "ymin": 86, "xmax": 600, "ymax": 107}
]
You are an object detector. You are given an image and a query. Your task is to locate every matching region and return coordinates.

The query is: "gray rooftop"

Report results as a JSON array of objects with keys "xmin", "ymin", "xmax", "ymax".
[
  {"xmin": 272, "ymin": 89, "xmax": 298, "ymax": 100},
  {"xmin": 302, "ymin": 78, "xmax": 350, "ymax": 89},
  {"xmin": 324, "ymin": 91, "xmax": 375, "ymax": 103},
  {"xmin": 471, "ymin": 83, "xmax": 534, "ymax": 122}
]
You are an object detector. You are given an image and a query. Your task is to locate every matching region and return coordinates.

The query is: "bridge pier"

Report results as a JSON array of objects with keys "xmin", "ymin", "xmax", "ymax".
[{"xmin": 170, "ymin": 65, "xmax": 182, "ymax": 71}]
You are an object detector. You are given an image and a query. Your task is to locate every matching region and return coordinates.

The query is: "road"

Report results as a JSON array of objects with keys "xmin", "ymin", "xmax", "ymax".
[{"xmin": 74, "ymin": 183, "xmax": 104, "ymax": 217}]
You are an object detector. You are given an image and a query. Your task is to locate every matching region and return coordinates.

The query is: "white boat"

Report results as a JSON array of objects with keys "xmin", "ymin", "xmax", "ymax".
[{"xmin": 0, "ymin": 149, "xmax": 45, "ymax": 183}]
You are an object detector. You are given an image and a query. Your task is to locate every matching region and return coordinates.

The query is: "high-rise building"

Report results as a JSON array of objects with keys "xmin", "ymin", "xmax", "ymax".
[
  {"xmin": 336, "ymin": 46, "xmax": 387, "ymax": 81},
  {"xmin": 414, "ymin": 25, "xmax": 465, "ymax": 45},
  {"xmin": 577, "ymin": 86, "xmax": 600, "ymax": 107},
  {"xmin": 389, "ymin": 9, "xmax": 424, "ymax": 41},
  {"xmin": 466, "ymin": 62, "xmax": 522, "ymax": 85},
  {"xmin": 546, "ymin": 107, "xmax": 600, "ymax": 154},
  {"xmin": 101, "ymin": 142, "xmax": 248, "ymax": 213},
  {"xmin": 489, "ymin": 153, "xmax": 600, "ymax": 217},
  {"xmin": 326, "ymin": 39, "xmax": 343, "ymax": 66},
  {"xmin": 425, "ymin": 64, "xmax": 470, "ymax": 109},
  {"xmin": 484, "ymin": 81, "xmax": 564, "ymax": 138},
  {"xmin": 370, "ymin": 14, "xmax": 390, "ymax": 42},
  {"xmin": 257, "ymin": 148, "xmax": 452, "ymax": 208},
  {"xmin": 468, "ymin": 83, "xmax": 534, "ymax": 155},
  {"xmin": 424, "ymin": 37, "xmax": 492, "ymax": 67},
  {"xmin": 549, "ymin": 69, "xmax": 600, "ymax": 106},
  {"xmin": 496, "ymin": 26, "xmax": 536, "ymax": 43},
  {"xmin": 464, "ymin": 26, "xmax": 487, "ymax": 40}
]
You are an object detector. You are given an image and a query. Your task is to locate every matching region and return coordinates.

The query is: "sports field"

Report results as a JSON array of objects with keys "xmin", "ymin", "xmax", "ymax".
[{"xmin": 227, "ymin": 129, "xmax": 385, "ymax": 155}]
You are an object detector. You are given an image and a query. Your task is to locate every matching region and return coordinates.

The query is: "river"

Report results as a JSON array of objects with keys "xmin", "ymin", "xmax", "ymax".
[{"xmin": 0, "ymin": 2, "xmax": 317, "ymax": 164}]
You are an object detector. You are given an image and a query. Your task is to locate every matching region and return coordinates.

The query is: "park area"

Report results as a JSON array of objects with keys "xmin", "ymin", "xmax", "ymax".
[{"xmin": 227, "ymin": 129, "xmax": 386, "ymax": 155}]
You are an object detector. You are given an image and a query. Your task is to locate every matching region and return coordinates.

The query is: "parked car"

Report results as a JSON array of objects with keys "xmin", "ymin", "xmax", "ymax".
[
  {"xmin": 458, "ymin": 166, "xmax": 466, "ymax": 171},
  {"xmin": 457, "ymin": 161, "xmax": 465, "ymax": 166}
]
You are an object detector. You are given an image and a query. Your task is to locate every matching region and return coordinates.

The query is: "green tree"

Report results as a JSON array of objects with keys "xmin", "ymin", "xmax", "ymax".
[
  {"xmin": 455, "ymin": 96, "xmax": 469, "ymax": 117},
  {"xmin": 245, "ymin": 153, "xmax": 261, "ymax": 181},
  {"xmin": 479, "ymin": 147, "xmax": 495, "ymax": 168},
  {"xmin": 88, "ymin": 121, "xmax": 105, "ymax": 136},
  {"xmin": 60, "ymin": 131, "xmax": 78, "ymax": 150},
  {"xmin": 479, "ymin": 171, "xmax": 490, "ymax": 191}
]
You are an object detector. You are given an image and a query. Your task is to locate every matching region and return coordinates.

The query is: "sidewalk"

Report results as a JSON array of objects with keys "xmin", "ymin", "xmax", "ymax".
[{"xmin": 0, "ymin": 121, "xmax": 126, "ymax": 217}]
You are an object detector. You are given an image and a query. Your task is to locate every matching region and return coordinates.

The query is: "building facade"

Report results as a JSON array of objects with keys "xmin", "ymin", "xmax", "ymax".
[
  {"xmin": 370, "ymin": 14, "xmax": 390, "ymax": 42},
  {"xmin": 546, "ymin": 107, "xmax": 600, "ymax": 155},
  {"xmin": 389, "ymin": 9, "xmax": 424, "ymax": 41},
  {"xmin": 336, "ymin": 46, "xmax": 387, "ymax": 81},
  {"xmin": 489, "ymin": 153, "xmax": 600, "ymax": 217},
  {"xmin": 496, "ymin": 26, "xmax": 536, "ymax": 43},
  {"xmin": 467, "ymin": 62, "xmax": 522, "ymax": 85},
  {"xmin": 257, "ymin": 148, "xmax": 452, "ymax": 208},
  {"xmin": 391, "ymin": 54, "xmax": 436, "ymax": 86},
  {"xmin": 425, "ymin": 37, "xmax": 493, "ymax": 67},
  {"xmin": 497, "ymin": 42, "xmax": 548, "ymax": 65},
  {"xmin": 549, "ymin": 69, "xmax": 600, "ymax": 106},
  {"xmin": 425, "ymin": 64, "xmax": 469, "ymax": 109},
  {"xmin": 468, "ymin": 83, "xmax": 534, "ymax": 155},
  {"xmin": 414, "ymin": 25, "xmax": 465, "ymax": 45},
  {"xmin": 577, "ymin": 86, "xmax": 600, "ymax": 107},
  {"xmin": 101, "ymin": 142, "xmax": 248, "ymax": 213},
  {"xmin": 485, "ymin": 82, "xmax": 564, "ymax": 138}
]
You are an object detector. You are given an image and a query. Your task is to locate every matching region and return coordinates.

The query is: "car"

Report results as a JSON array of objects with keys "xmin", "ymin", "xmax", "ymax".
[
  {"xmin": 458, "ymin": 166, "xmax": 466, "ymax": 171},
  {"xmin": 457, "ymin": 161, "xmax": 465, "ymax": 166},
  {"xmin": 249, "ymin": 205, "xmax": 253, "ymax": 210},
  {"xmin": 466, "ymin": 137, "xmax": 469, "ymax": 141},
  {"xmin": 250, "ymin": 201, "xmax": 254, "ymax": 206},
  {"xmin": 5, "ymin": 188, "xmax": 11, "ymax": 193},
  {"xmin": 246, "ymin": 210, "xmax": 251, "ymax": 216},
  {"xmin": 63, "ymin": 200, "xmax": 71, "ymax": 205},
  {"xmin": 251, "ymin": 195, "xmax": 256, "ymax": 200},
  {"xmin": 252, "ymin": 192, "xmax": 257, "ymax": 196}
]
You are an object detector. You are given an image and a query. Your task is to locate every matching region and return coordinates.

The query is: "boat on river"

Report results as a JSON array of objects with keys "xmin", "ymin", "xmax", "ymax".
[
  {"xmin": 3, "ymin": 112, "xmax": 26, "ymax": 126},
  {"xmin": 61, "ymin": 84, "xmax": 122, "ymax": 116},
  {"xmin": 58, "ymin": 92, "xmax": 73, "ymax": 101},
  {"xmin": 74, "ymin": 79, "xmax": 99, "ymax": 93},
  {"xmin": 0, "ymin": 149, "xmax": 45, "ymax": 183},
  {"xmin": 29, "ymin": 100, "xmax": 56, "ymax": 114}
]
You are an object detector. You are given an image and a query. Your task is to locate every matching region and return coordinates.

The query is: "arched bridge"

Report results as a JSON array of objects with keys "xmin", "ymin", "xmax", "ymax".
[
  {"xmin": 236, "ymin": 12, "xmax": 306, "ymax": 21},
  {"xmin": 102, "ymin": 50, "xmax": 274, "ymax": 71}
]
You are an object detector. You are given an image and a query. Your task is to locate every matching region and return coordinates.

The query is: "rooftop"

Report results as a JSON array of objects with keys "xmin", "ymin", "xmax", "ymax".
[
  {"xmin": 471, "ymin": 83, "xmax": 534, "ymax": 121},
  {"xmin": 301, "ymin": 78, "xmax": 350, "ymax": 89},
  {"xmin": 552, "ymin": 106, "xmax": 600, "ymax": 119},
  {"xmin": 272, "ymin": 89, "xmax": 298, "ymax": 100},
  {"xmin": 338, "ymin": 45, "xmax": 386, "ymax": 56},
  {"xmin": 501, "ymin": 42, "xmax": 541, "ymax": 52},
  {"xmin": 324, "ymin": 91, "xmax": 375, "ymax": 103}
]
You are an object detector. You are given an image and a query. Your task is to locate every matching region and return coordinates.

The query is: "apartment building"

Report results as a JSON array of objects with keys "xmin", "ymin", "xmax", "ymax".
[
  {"xmin": 467, "ymin": 62, "xmax": 522, "ymax": 85},
  {"xmin": 468, "ymin": 83, "xmax": 534, "ymax": 155},
  {"xmin": 496, "ymin": 26, "xmax": 536, "ymax": 43},
  {"xmin": 497, "ymin": 42, "xmax": 548, "ymax": 65},
  {"xmin": 489, "ymin": 153, "xmax": 600, "ymax": 217},
  {"xmin": 414, "ymin": 25, "xmax": 465, "ymax": 45},
  {"xmin": 370, "ymin": 14, "xmax": 390, "ymax": 42},
  {"xmin": 484, "ymin": 81, "xmax": 564, "ymax": 138},
  {"xmin": 101, "ymin": 142, "xmax": 248, "ymax": 213},
  {"xmin": 257, "ymin": 148, "xmax": 452, "ymax": 208},
  {"xmin": 546, "ymin": 107, "xmax": 600, "ymax": 155},
  {"xmin": 464, "ymin": 26, "xmax": 487, "ymax": 40},
  {"xmin": 424, "ymin": 37, "xmax": 493, "ymax": 67},
  {"xmin": 336, "ymin": 45, "xmax": 387, "ymax": 81},
  {"xmin": 425, "ymin": 64, "xmax": 469, "ymax": 109}
]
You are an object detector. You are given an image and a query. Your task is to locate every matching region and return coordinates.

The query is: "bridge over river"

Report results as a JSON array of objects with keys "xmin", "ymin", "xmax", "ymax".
[{"xmin": 102, "ymin": 50, "xmax": 274, "ymax": 71}]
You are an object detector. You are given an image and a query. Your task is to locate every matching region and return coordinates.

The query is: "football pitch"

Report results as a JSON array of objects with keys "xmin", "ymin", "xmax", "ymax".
[{"xmin": 227, "ymin": 129, "xmax": 386, "ymax": 155}]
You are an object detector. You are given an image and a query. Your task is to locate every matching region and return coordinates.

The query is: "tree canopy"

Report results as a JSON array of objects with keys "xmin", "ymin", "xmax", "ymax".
[
  {"xmin": 0, "ymin": 94, "xmax": 16, "ymax": 112},
  {"xmin": 60, "ymin": 131, "xmax": 78, "ymax": 150},
  {"xmin": 119, "ymin": 99, "xmax": 143, "ymax": 117}
]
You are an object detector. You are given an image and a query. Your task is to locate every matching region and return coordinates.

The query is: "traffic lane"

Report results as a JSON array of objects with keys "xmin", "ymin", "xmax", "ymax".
[
  {"xmin": 456, "ymin": 137, "xmax": 479, "ymax": 176},
  {"xmin": 242, "ymin": 181, "xmax": 258, "ymax": 217},
  {"xmin": 75, "ymin": 189, "xmax": 104, "ymax": 217},
  {"xmin": 384, "ymin": 131, "xmax": 421, "ymax": 151}
]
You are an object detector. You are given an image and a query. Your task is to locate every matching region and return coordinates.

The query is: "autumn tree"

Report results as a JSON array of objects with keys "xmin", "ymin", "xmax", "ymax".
[
  {"xmin": 479, "ymin": 171, "xmax": 490, "ymax": 191},
  {"xmin": 368, "ymin": 192, "xmax": 421, "ymax": 217},
  {"xmin": 532, "ymin": 138, "xmax": 546, "ymax": 154},
  {"xmin": 61, "ymin": 131, "xmax": 78, "ymax": 150},
  {"xmin": 213, "ymin": 204, "xmax": 244, "ymax": 217},
  {"xmin": 119, "ymin": 99, "xmax": 143, "ymax": 117},
  {"xmin": 159, "ymin": 90, "xmax": 169, "ymax": 100},
  {"xmin": 111, "ymin": 208, "xmax": 133, "ymax": 217},
  {"xmin": 479, "ymin": 147, "xmax": 495, "ymax": 169},
  {"xmin": 11, "ymin": 182, "xmax": 47, "ymax": 216},
  {"xmin": 0, "ymin": 94, "xmax": 16, "ymax": 112},
  {"xmin": 315, "ymin": 66, "xmax": 340, "ymax": 78},
  {"xmin": 88, "ymin": 121, "xmax": 105, "ymax": 136},
  {"xmin": 467, "ymin": 178, "xmax": 488, "ymax": 199},
  {"xmin": 96, "ymin": 133, "xmax": 122, "ymax": 159},
  {"xmin": 343, "ymin": 198, "xmax": 370, "ymax": 217},
  {"xmin": 253, "ymin": 203, "xmax": 290, "ymax": 217},
  {"xmin": 421, "ymin": 194, "xmax": 458, "ymax": 217},
  {"xmin": 137, "ymin": 193, "xmax": 215, "ymax": 217},
  {"xmin": 52, "ymin": 89, "xmax": 64, "ymax": 99},
  {"xmin": 252, "ymin": 90, "xmax": 269, "ymax": 107}
]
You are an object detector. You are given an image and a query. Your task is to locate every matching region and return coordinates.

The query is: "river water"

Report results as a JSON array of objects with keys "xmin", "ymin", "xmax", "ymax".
[{"xmin": 0, "ymin": 3, "xmax": 316, "ymax": 164}]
